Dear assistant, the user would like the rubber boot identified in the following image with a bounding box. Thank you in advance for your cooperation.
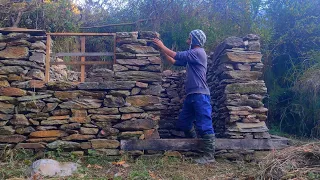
[194,134,216,164]
[184,128,197,138]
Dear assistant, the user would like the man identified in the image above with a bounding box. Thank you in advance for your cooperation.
[153,29,215,164]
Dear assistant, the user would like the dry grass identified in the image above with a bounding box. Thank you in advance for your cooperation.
[258,142,320,180]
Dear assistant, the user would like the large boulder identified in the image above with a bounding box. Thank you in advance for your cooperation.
[30,159,79,178]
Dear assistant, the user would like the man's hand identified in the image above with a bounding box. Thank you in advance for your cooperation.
[152,38,165,49]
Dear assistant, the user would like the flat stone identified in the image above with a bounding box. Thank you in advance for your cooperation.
[228,122,269,133]
[113,64,128,72]
[0,135,26,143]
[47,81,76,91]
[36,126,57,131]
[41,120,69,125]
[113,119,155,131]
[138,31,160,39]
[47,140,80,149]
[18,100,46,113]
[80,127,99,135]
[91,115,121,122]
[234,63,251,71]
[30,52,45,64]
[59,99,102,109]
[2,33,31,41]
[0,126,15,135]
[126,95,160,107]
[54,90,105,100]
[0,87,26,97]
[70,109,90,123]
[252,107,268,113]
[62,134,95,141]
[221,50,262,63]
[16,143,45,149]
[120,131,144,139]
[131,87,141,95]
[0,96,15,102]
[148,56,161,65]
[10,114,29,126]
[28,80,46,89]
[77,81,136,90]
[0,46,29,59]
[98,127,119,137]
[227,106,253,111]
[88,107,119,115]
[141,85,163,96]
[115,52,136,59]
[90,139,120,149]
[120,44,158,54]
[16,126,36,134]
[0,66,25,75]
[17,94,52,101]
[30,159,79,177]
[115,71,162,82]
[29,130,67,138]
[104,95,125,107]
[80,142,92,149]
[7,39,31,46]
[116,59,150,66]
[0,102,15,114]
[26,137,57,143]
[0,42,6,50]
[121,113,142,120]
[225,82,267,94]
[60,123,81,130]
[119,107,144,113]
[52,109,71,116]
[1,60,44,70]
[140,65,161,72]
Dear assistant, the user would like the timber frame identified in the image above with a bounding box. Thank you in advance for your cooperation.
[45,32,116,83]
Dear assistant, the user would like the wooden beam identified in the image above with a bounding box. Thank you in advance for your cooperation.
[120,138,290,151]
[45,35,51,83]
[51,61,113,65]
[80,36,85,82]
[46,33,115,36]
[52,52,114,57]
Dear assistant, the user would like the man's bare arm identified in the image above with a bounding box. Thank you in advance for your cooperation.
[153,38,177,58]
[163,52,176,64]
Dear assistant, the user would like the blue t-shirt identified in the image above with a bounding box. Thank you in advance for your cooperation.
[174,48,210,96]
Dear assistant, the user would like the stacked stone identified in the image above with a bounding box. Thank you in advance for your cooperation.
[0,30,162,156]
[159,70,186,138]
[207,34,269,139]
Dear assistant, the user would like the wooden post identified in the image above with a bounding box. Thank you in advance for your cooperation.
[45,35,51,83]
[80,36,86,82]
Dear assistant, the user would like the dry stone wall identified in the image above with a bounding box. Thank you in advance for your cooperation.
[0,30,162,155]
[208,34,269,139]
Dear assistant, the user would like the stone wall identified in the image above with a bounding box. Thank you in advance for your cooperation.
[207,34,269,139]
[0,30,163,155]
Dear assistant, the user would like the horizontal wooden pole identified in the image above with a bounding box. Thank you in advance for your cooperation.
[51,61,113,65]
[121,138,290,151]
[47,33,116,36]
[52,52,114,57]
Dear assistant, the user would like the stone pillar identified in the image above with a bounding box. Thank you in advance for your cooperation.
[207,34,270,139]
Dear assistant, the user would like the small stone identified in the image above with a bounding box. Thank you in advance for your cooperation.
[18,100,46,113]
[0,114,13,121]
[136,82,148,88]
[17,94,52,102]
[80,127,99,135]
[126,95,160,107]
[131,88,141,95]
[10,114,29,126]
[95,149,120,156]
[42,103,59,112]
[80,142,92,149]
[59,99,102,109]
[70,109,90,123]
[119,131,143,139]
[30,41,46,50]
[16,143,45,149]
[41,120,68,125]
[26,137,57,143]
[0,80,10,87]
[52,109,71,116]
[91,115,121,122]
[119,107,144,113]
[30,52,45,64]
[60,123,81,130]
[26,69,45,80]
[0,46,29,59]
[0,102,14,114]
[113,119,155,131]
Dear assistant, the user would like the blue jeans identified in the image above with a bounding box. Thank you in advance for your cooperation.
[176,93,215,137]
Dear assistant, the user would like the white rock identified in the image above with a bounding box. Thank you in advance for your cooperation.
[30,159,79,178]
